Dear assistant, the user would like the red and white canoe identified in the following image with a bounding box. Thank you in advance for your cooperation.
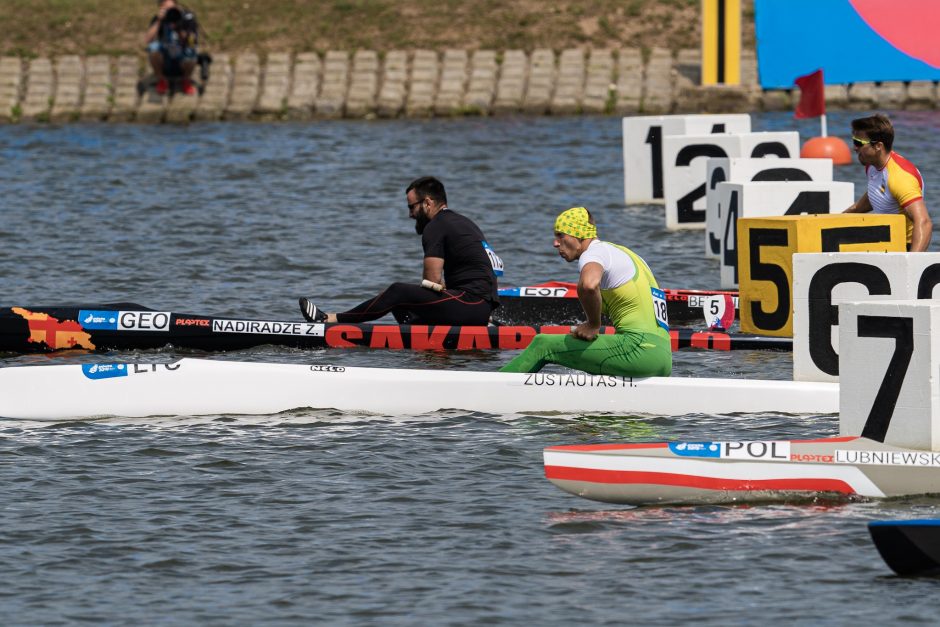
[496,282,739,325]
[544,436,940,505]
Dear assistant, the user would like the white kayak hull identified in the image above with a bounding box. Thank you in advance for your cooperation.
[0,358,838,421]
[544,437,940,505]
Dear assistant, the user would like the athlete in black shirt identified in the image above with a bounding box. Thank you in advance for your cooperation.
[300,177,501,325]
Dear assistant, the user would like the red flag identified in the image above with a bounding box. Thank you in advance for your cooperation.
[794,69,825,119]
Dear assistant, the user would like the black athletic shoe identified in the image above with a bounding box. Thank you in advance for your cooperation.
[299,297,328,323]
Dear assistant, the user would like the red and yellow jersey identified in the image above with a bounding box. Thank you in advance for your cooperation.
[866,151,925,242]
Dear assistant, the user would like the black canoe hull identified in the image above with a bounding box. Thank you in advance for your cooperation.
[0,304,788,354]
[869,520,940,576]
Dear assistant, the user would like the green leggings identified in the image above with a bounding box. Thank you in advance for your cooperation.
[499,331,672,376]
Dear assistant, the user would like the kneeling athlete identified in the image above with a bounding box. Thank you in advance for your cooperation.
[499,206,671,377]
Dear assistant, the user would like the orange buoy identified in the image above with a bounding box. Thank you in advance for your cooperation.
[800,136,852,165]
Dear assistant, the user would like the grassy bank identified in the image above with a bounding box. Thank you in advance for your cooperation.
[1,0,754,57]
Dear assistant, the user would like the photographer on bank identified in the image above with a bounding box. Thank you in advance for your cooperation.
[145,0,199,95]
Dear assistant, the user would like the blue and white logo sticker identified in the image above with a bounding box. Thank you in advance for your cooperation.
[496,286,571,298]
[650,287,669,331]
[81,363,128,380]
[482,241,504,277]
[78,310,171,332]
[669,441,721,458]
[79,310,119,330]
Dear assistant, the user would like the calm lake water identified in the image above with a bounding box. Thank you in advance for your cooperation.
[1,111,939,625]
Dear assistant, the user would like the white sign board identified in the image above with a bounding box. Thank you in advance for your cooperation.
[705,158,834,258]
[793,252,940,382]
[718,181,855,288]
[622,114,751,205]
[839,299,940,451]
[663,131,800,230]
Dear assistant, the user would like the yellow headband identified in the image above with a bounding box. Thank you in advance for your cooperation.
[554,207,597,239]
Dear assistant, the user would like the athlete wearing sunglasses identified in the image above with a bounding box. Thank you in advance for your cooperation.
[845,114,932,252]
[299,176,502,325]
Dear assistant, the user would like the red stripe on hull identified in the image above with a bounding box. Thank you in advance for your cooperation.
[544,466,857,494]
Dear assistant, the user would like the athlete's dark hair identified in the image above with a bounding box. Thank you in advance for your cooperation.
[406,176,447,205]
[852,114,894,151]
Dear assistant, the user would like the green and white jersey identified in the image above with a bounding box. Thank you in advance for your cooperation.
[577,240,669,336]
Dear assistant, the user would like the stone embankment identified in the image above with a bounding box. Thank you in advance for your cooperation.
[0,48,937,123]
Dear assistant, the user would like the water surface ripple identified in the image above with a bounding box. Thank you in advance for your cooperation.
[1,111,939,624]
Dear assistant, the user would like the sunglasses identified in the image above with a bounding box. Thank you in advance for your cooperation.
[407,198,425,211]
[852,136,874,148]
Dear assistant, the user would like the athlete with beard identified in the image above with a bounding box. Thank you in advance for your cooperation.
[299,176,501,325]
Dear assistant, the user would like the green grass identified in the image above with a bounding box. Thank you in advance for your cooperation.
[0,0,755,57]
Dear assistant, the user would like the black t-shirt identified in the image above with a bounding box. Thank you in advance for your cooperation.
[422,209,499,305]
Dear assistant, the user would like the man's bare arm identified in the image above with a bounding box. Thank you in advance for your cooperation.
[845,191,872,213]
[423,256,445,286]
[572,262,603,341]
[903,198,933,252]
